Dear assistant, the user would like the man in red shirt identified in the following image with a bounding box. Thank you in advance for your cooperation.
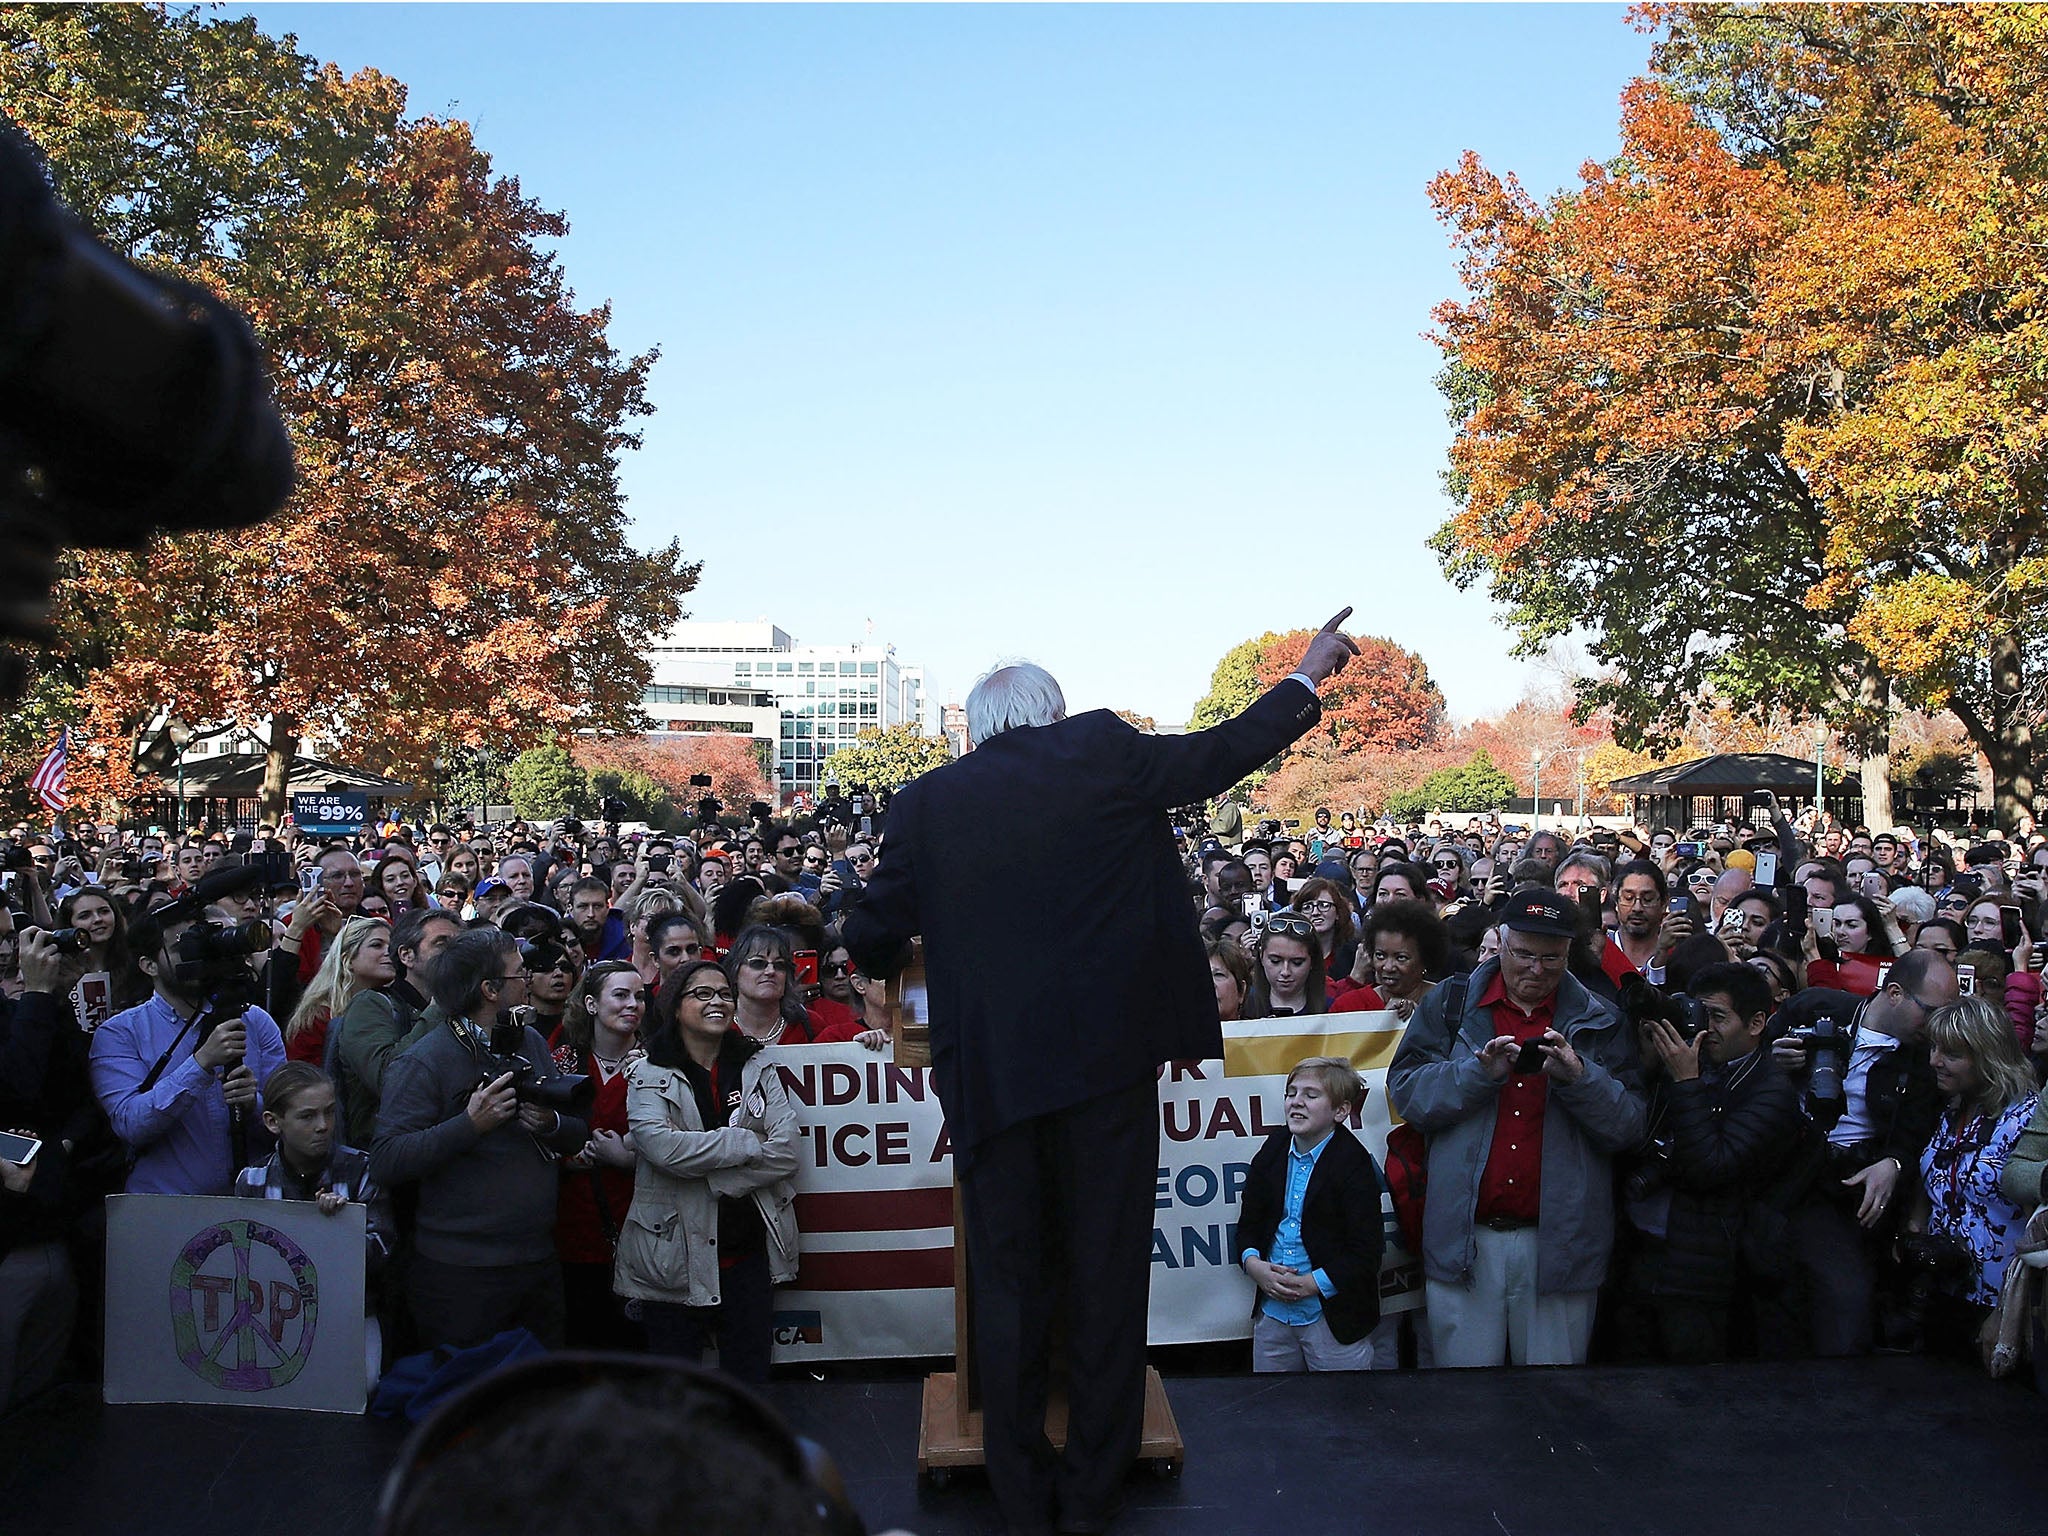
[1388,887,1647,1368]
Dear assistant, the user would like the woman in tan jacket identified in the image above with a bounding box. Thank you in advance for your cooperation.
[615,959,799,1381]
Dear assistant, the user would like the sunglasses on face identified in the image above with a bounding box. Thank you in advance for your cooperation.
[739,956,794,973]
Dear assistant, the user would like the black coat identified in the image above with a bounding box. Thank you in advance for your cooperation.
[1631,1051,1806,1303]
[0,989,105,1255]
[842,681,1319,1154]
[1237,1124,1386,1344]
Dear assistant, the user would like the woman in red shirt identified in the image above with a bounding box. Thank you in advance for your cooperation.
[1334,901,1450,1020]
[553,959,647,1350]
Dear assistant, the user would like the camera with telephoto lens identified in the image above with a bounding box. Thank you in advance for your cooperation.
[1896,1230,1976,1336]
[1789,1012,1848,1104]
[1618,972,1706,1043]
[484,1018,595,1119]
[46,925,88,955]
[1625,1134,1678,1204]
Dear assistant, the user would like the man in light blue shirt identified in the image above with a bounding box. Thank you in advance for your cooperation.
[90,900,287,1196]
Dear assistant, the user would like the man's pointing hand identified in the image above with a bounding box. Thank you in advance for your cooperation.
[1297,608,1360,688]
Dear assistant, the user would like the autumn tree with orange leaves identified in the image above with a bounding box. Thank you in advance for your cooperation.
[1432,3,2048,827]
[0,7,694,818]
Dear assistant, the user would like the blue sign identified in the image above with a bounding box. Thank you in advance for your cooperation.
[290,792,369,835]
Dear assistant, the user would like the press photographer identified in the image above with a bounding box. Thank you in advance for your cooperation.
[1769,949,1959,1355]
[1613,964,1804,1362]
[370,929,591,1350]
[85,899,286,1196]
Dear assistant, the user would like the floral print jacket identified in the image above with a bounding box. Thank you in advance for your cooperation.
[1920,1093,2040,1306]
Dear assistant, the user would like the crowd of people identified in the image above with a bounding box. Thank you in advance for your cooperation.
[2,788,2046,1411]
[1206,795,2048,1375]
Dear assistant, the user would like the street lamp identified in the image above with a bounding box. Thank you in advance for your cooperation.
[167,719,193,834]
[1530,750,1543,832]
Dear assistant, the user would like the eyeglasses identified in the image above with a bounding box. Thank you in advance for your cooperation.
[1265,914,1314,940]
[1504,947,1568,969]
[739,956,794,973]
[824,960,852,976]
[681,986,735,1005]
[776,847,801,858]
[850,853,875,865]
[1297,899,1336,915]
[1433,861,1462,873]
[492,971,529,985]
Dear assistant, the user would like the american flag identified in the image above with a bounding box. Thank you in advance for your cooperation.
[29,729,67,814]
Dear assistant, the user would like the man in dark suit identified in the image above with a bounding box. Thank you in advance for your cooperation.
[843,612,1358,1535]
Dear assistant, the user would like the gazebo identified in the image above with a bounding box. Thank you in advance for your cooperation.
[151,753,420,832]
[1607,752,1859,830]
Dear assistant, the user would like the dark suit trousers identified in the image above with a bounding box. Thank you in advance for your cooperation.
[961,1080,1157,1534]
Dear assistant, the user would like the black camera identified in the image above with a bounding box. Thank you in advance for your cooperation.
[46,926,88,955]
[1896,1230,1976,1336]
[1789,1012,1848,1103]
[1625,1134,1676,1203]
[1619,973,1705,1043]
[486,1019,595,1118]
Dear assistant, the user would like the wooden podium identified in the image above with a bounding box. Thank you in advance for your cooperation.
[878,960,1185,1485]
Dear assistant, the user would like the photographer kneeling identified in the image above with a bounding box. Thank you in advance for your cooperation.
[371,930,591,1350]
[88,899,286,1196]
[1614,963,1804,1362]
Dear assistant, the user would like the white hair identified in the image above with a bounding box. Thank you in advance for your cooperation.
[965,662,1066,744]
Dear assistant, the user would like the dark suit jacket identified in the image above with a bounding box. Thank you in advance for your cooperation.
[1236,1124,1386,1344]
[842,680,1319,1154]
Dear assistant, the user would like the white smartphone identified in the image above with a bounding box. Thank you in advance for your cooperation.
[0,1131,43,1165]
[1754,850,1779,887]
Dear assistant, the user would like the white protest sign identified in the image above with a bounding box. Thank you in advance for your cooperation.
[105,1193,369,1413]
[767,1008,1421,1363]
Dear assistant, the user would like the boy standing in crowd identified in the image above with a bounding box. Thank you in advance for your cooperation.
[1238,1056,1386,1371]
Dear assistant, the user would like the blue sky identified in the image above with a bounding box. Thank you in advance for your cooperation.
[240,3,1652,728]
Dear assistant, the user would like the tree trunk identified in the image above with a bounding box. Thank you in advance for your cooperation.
[1987,631,2037,833]
[1852,655,1893,830]
[262,712,299,824]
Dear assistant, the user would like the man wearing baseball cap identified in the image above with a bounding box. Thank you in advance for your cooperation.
[1388,886,1647,1367]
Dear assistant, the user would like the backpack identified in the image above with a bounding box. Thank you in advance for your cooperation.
[1382,973,1466,1257]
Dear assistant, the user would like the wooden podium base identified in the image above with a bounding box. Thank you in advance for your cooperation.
[915,1367,1185,1483]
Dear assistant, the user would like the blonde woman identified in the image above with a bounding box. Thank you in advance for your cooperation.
[285,916,395,1067]
[1904,996,2040,1357]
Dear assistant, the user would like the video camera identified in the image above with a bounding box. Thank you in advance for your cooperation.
[0,117,294,703]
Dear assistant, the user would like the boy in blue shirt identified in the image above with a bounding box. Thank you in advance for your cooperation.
[1238,1056,1386,1371]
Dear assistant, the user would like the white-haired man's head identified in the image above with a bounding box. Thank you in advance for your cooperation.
[965,663,1066,746]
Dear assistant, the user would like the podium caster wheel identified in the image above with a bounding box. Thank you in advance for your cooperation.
[1150,1458,1180,1479]
[926,1467,955,1489]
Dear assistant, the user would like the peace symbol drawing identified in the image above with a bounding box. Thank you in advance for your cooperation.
[168,1219,321,1391]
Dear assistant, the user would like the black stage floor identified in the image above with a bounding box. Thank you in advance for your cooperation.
[4,1356,2044,1536]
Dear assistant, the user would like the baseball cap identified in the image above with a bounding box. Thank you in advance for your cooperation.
[1498,888,1578,937]
[474,877,507,899]
[192,864,266,906]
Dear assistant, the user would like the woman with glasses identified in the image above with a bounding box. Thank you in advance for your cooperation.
[1243,915,1328,1019]
[1904,996,2039,1358]
[553,960,647,1351]
[619,958,799,1381]
[1429,846,1471,903]
[1293,877,1358,1000]
[433,873,473,920]
[724,925,822,1044]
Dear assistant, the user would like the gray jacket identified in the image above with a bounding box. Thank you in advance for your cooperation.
[1387,961,1646,1295]
[369,1019,590,1267]
[614,1051,800,1308]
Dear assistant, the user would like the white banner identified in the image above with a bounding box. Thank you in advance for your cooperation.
[768,1010,1420,1363]
[104,1193,370,1413]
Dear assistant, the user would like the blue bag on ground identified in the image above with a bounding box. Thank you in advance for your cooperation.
[369,1328,546,1421]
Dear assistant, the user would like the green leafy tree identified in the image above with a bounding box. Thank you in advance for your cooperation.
[1423,749,1521,812]
[822,726,955,791]
[505,744,589,820]
[587,767,677,829]
[1187,636,1273,731]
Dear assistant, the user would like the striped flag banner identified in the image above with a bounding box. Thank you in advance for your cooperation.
[29,728,68,815]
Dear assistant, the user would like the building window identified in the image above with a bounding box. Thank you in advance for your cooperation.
[860,662,878,676]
